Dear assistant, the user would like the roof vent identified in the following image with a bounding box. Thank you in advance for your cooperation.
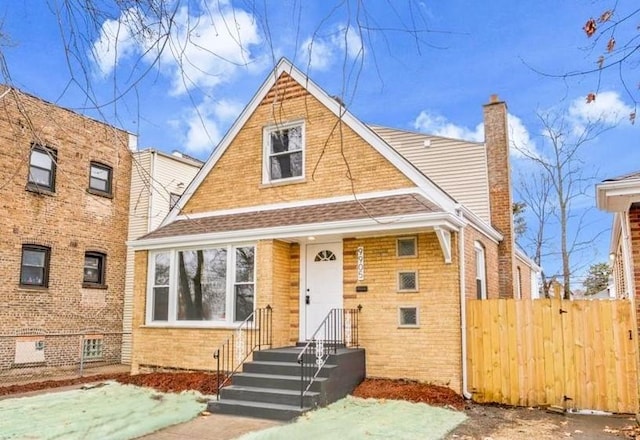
[423,139,431,148]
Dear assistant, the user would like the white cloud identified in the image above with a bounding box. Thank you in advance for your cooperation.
[568,91,634,130]
[91,1,261,94]
[182,98,243,154]
[91,8,139,76]
[299,24,363,71]
[413,110,538,158]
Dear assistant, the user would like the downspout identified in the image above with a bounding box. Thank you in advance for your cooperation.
[458,209,472,399]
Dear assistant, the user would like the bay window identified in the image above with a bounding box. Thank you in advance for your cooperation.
[147,244,255,326]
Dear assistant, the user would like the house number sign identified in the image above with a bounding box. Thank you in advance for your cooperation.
[357,246,365,281]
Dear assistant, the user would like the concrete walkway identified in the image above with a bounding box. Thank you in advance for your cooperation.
[138,413,282,440]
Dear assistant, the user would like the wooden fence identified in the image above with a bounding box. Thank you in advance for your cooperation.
[466,298,639,413]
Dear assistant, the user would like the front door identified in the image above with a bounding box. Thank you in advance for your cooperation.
[301,242,343,340]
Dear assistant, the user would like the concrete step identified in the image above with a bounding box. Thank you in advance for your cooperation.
[220,384,320,407]
[243,360,337,377]
[208,398,309,421]
[252,347,303,363]
[232,372,327,392]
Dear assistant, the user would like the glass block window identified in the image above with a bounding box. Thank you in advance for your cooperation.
[396,237,417,257]
[83,338,103,360]
[398,307,419,327]
[398,271,418,292]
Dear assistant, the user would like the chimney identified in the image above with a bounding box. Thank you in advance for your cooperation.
[483,95,515,299]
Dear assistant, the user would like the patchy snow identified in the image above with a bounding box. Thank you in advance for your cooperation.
[0,382,206,439]
[237,396,467,440]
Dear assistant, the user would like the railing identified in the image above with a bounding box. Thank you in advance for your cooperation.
[213,305,272,400]
[297,306,361,408]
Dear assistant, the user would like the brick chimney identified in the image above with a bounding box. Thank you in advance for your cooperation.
[484,94,515,298]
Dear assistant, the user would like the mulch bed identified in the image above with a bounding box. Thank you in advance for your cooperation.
[1,373,463,411]
[352,378,465,410]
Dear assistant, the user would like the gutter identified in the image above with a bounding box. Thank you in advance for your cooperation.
[458,208,472,399]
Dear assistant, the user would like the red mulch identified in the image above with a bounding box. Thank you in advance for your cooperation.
[0,372,223,396]
[352,378,465,410]
[1,373,463,411]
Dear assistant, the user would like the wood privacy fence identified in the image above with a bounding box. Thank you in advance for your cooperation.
[466,298,639,413]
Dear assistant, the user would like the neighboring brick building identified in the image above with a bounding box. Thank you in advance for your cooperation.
[0,86,134,377]
[129,58,539,395]
[596,173,640,328]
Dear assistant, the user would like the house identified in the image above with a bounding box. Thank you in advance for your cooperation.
[0,86,134,378]
[129,58,539,402]
[596,172,640,304]
[122,149,202,363]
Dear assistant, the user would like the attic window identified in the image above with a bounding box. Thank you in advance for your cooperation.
[263,121,304,183]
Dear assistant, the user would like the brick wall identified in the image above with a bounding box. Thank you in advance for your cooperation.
[343,232,462,392]
[183,73,416,214]
[0,88,131,370]
[630,204,640,331]
[484,96,515,298]
[463,227,500,299]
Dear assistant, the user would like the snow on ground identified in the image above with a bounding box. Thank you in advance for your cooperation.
[0,382,206,440]
[237,396,467,440]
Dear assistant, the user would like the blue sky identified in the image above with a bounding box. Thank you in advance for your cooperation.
[2,0,638,286]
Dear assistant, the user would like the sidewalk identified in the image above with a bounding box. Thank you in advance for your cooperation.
[138,413,282,440]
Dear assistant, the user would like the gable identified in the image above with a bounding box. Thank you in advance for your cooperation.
[182,73,417,215]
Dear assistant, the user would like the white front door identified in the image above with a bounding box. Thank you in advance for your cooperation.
[301,242,343,340]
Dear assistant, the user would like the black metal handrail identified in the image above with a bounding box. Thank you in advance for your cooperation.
[213,305,273,400]
[297,306,361,408]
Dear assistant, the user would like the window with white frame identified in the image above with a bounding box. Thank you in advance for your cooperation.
[396,237,417,257]
[516,266,522,299]
[474,241,487,299]
[264,122,304,182]
[397,270,418,292]
[148,244,255,325]
[398,306,419,327]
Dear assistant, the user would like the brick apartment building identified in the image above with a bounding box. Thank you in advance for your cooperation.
[0,86,134,377]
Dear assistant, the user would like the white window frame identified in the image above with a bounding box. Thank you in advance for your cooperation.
[397,270,419,292]
[516,266,522,299]
[146,243,256,328]
[396,236,417,258]
[398,306,419,328]
[474,241,487,300]
[262,120,305,184]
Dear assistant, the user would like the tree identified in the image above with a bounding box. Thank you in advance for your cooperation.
[512,201,527,242]
[583,262,612,295]
[580,5,638,122]
[515,171,555,298]
[515,111,606,299]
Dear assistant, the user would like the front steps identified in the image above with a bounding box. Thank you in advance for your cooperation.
[207,346,365,421]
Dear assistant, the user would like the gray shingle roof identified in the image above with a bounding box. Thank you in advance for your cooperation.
[141,193,442,240]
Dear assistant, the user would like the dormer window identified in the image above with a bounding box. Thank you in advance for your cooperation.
[263,121,304,183]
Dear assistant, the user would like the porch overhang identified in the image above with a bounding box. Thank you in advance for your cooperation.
[596,177,640,212]
[130,211,464,251]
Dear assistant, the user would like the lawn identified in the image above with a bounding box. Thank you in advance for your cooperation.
[0,382,207,440]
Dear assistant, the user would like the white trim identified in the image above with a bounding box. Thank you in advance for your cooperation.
[515,248,541,272]
[161,58,458,228]
[434,227,452,264]
[474,241,487,300]
[132,212,465,250]
[460,205,502,243]
[175,188,423,221]
[597,178,640,211]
